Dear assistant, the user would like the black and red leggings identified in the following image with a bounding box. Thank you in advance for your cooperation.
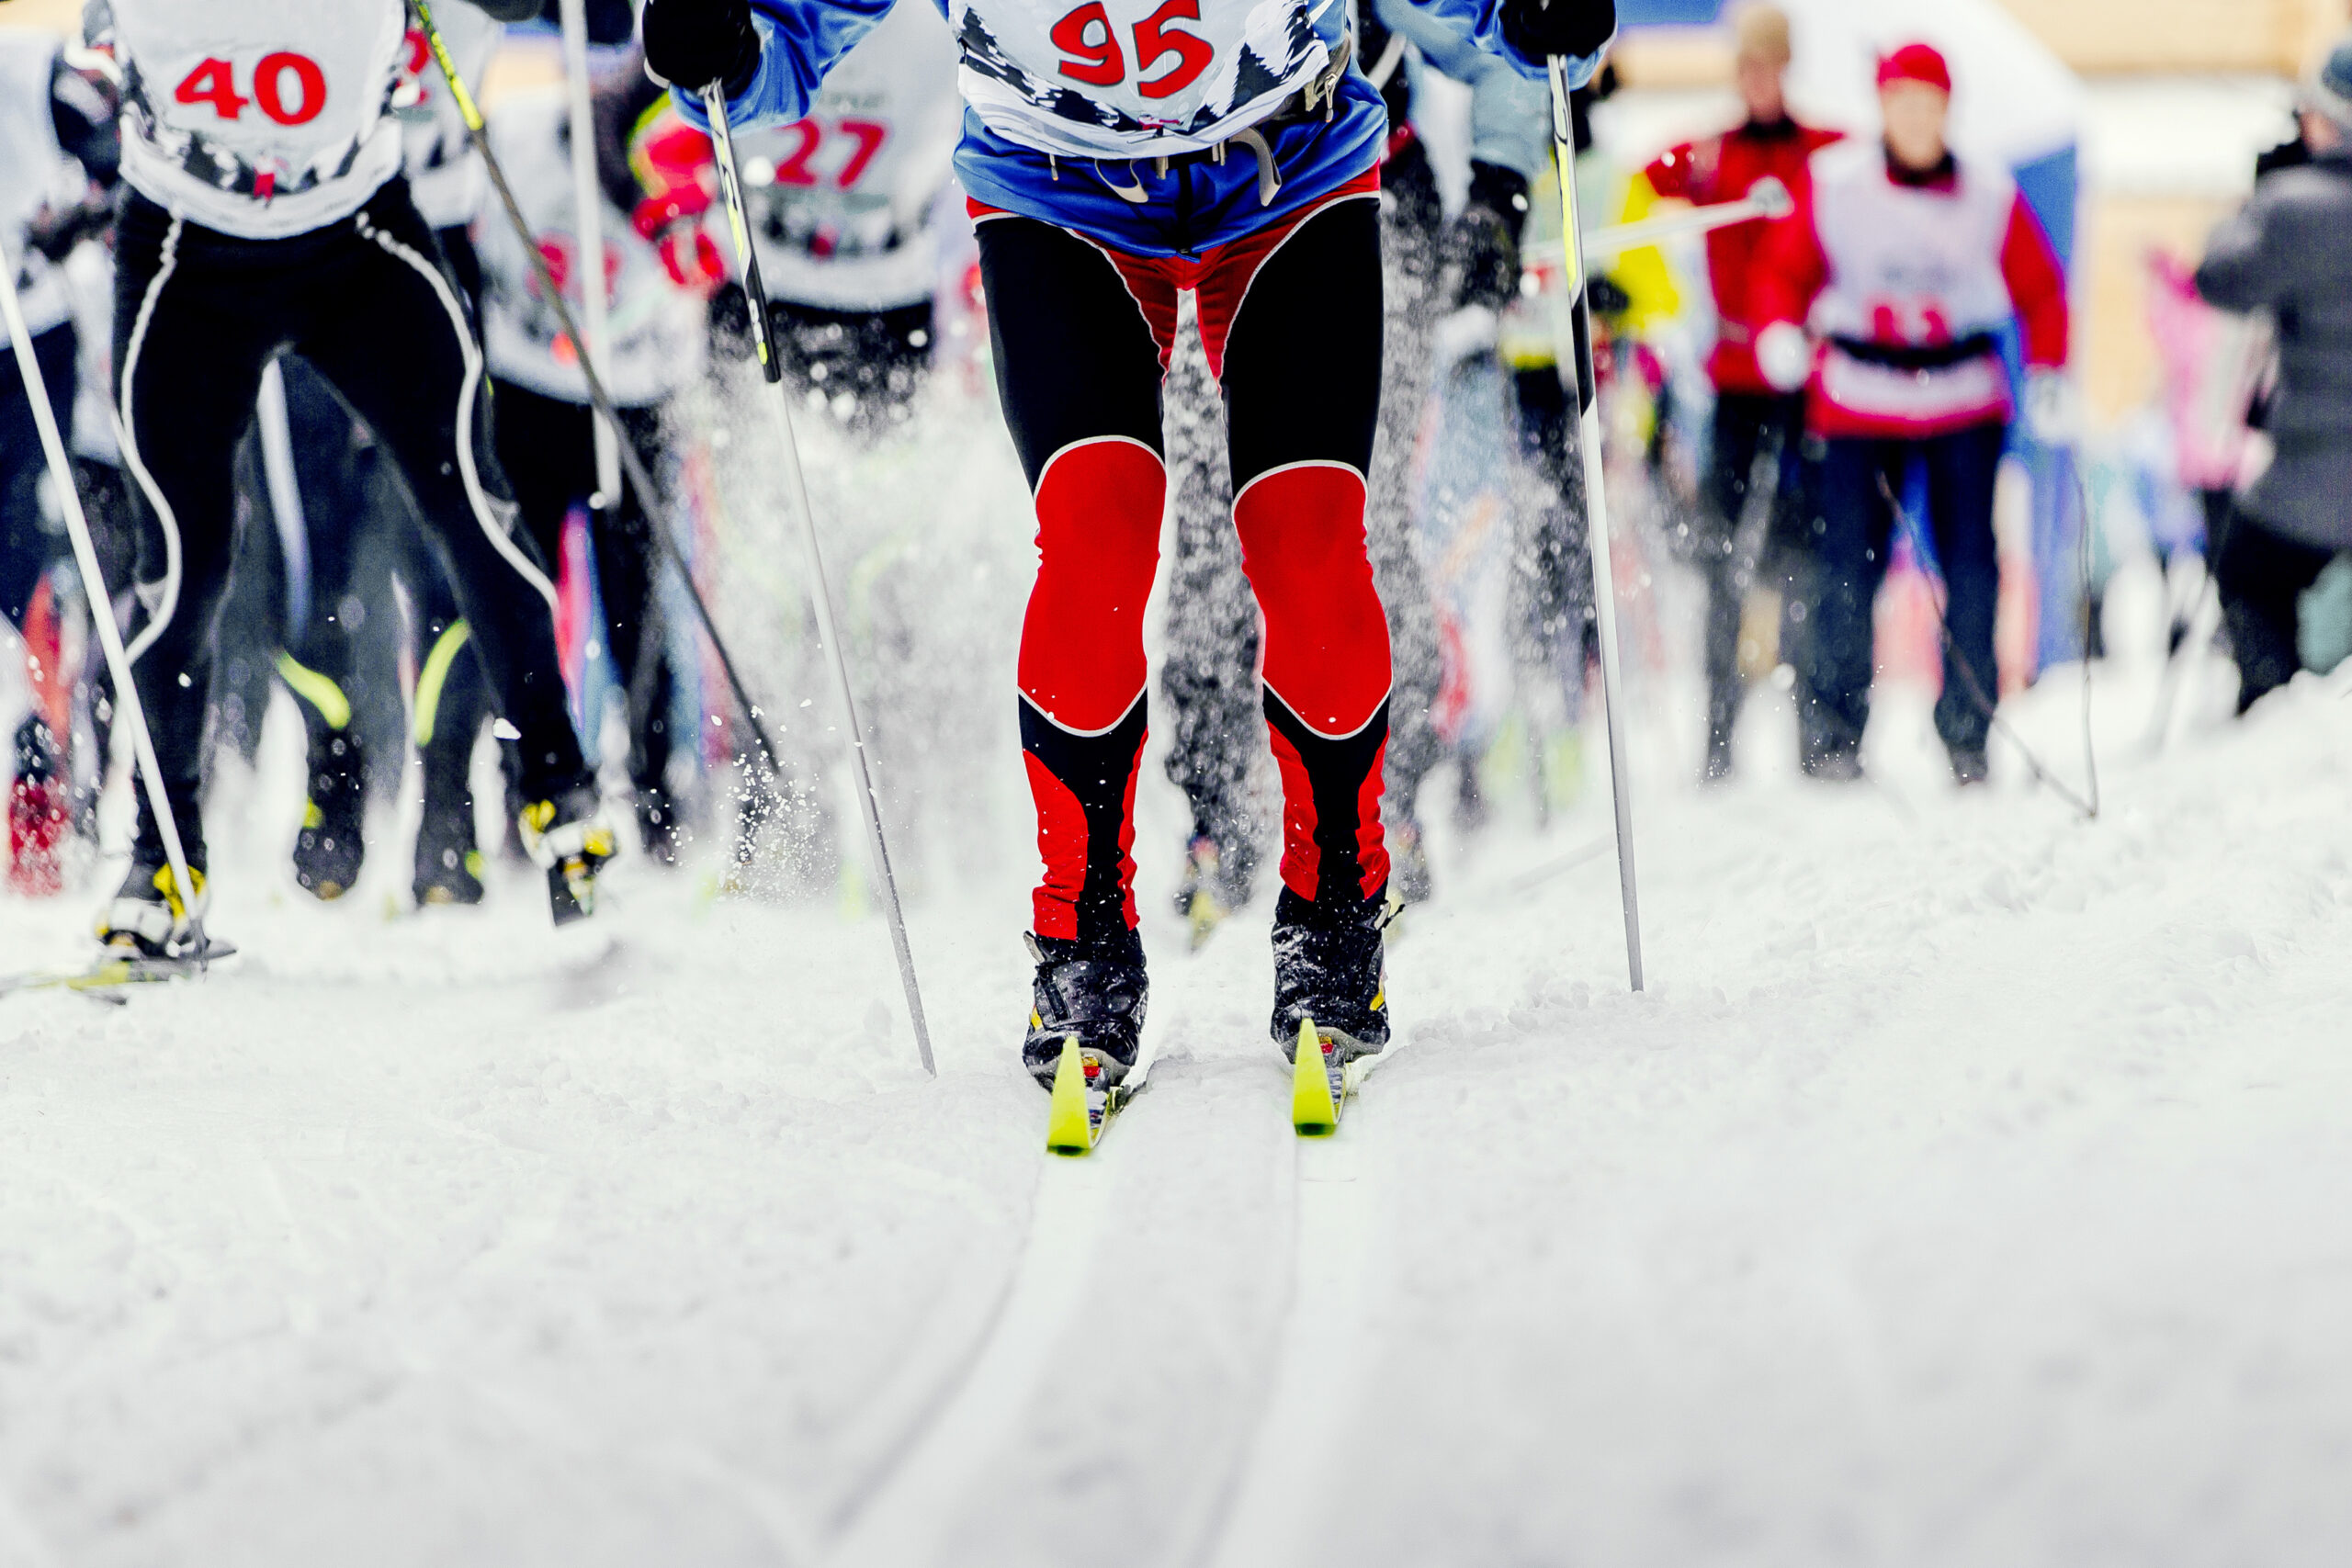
[974,175,1391,954]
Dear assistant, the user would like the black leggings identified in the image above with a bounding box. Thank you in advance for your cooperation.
[490,378,675,799]
[977,189,1389,953]
[2215,511,2339,712]
[112,182,585,867]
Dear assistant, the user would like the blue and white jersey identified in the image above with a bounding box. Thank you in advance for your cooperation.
[681,0,1608,257]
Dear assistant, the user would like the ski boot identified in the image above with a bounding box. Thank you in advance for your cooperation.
[1174,834,1251,952]
[413,799,486,908]
[293,729,367,900]
[1950,746,1991,787]
[1021,931,1148,1091]
[9,716,70,897]
[96,854,209,959]
[1272,888,1390,1066]
[518,784,618,924]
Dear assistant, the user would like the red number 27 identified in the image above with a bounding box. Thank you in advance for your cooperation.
[1051,0,1214,101]
[175,53,329,127]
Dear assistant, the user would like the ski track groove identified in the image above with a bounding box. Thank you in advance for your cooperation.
[1190,1077,1384,1568]
[821,1136,1120,1567]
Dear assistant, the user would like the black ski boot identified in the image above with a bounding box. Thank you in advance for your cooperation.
[96,854,209,959]
[519,784,617,924]
[1271,888,1389,1063]
[9,715,69,897]
[636,783,681,867]
[293,729,367,900]
[1021,931,1148,1090]
[413,799,485,907]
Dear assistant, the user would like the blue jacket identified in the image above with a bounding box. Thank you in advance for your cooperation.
[679,0,1607,258]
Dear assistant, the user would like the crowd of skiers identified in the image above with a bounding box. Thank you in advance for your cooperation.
[2,0,2343,1090]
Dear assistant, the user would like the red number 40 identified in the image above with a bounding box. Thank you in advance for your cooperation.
[175,53,328,127]
[1051,0,1215,100]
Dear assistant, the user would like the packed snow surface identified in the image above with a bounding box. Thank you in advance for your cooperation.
[4,650,2351,1566]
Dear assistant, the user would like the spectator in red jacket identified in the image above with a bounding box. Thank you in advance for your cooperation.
[1752,41,2070,784]
[1637,2,1840,780]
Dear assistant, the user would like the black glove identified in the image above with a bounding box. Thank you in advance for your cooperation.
[1443,161,1528,313]
[641,0,763,97]
[1501,0,1615,64]
[23,196,114,264]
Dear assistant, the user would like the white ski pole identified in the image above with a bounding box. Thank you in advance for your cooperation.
[0,232,206,951]
[1547,56,1645,993]
[557,0,623,511]
[701,84,937,1074]
[1523,178,1796,267]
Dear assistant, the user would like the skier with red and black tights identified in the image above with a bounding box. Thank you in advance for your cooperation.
[642,0,1615,1089]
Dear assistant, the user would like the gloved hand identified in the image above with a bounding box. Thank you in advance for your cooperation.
[1501,0,1617,66]
[23,197,113,264]
[1443,161,1530,313]
[2023,368,2077,446]
[1756,320,1812,392]
[641,0,763,97]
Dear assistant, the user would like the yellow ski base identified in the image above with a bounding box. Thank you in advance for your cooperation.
[1046,1034,1095,1156]
[1293,1018,1339,1136]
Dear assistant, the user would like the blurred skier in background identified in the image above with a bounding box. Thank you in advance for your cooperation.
[715,0,960,437]
[643,0,1617,1092]
[1,28,119,897]
[476,49,719,862]
[1753,41,2070,784]
[94,0,614,955]
[2193,36,2352,714]
[1633,1,1838,781]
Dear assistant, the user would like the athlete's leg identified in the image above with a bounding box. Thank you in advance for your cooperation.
[1700,391,1770,773]
[1802,435,1903,770]
[1922,423,2007,763]
[976,214,1171,963]
[297,187,588,811]
[1197,190,1391,928]
[111,197,290,875]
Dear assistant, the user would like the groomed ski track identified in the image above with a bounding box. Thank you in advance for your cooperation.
[8,662,2352,1562]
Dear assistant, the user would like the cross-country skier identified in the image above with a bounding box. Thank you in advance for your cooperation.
[474,52,716,861]
[1633,1,1838,781]
[2,28,119,897]
[1752,41,2069,784]
[95,0,618,955]
[642,0,1616,1088]
[2194,36,2352,714]
[713,0,960,435]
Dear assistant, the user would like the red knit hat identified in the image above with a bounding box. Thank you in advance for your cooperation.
[1876,42,1952,95]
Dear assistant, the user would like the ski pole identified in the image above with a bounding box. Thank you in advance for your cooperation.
[1548,55,1645,993]
[556,0,623,512]
[699,83,935,1075]
[1522,179,1795,266]
[408,0,785,781]
[409,0,933,1072]
[0,231,206,954]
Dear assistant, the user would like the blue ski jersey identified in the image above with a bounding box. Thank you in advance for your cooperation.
[678,0,1609,259]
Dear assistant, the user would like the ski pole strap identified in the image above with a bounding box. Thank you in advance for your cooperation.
[701,85,786,386]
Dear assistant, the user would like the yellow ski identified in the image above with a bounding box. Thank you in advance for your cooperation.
[1045,1034,1141,1156]
[1293,1017,1359,1136]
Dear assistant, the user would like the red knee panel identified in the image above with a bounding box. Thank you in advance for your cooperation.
[1234,461,1391,739]
[1018,436,1166,734]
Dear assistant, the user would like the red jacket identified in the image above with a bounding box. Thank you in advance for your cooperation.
[1754,141,2069,440]
[1642,116,1843,396]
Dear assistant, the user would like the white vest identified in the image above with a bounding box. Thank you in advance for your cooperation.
[730,0,961,311]
[1,31,76,349]
[955,0,1331,159]
[111,0,409,240]
[1804,140,2018,431]
[477,88,708,409]
[399,3,502,231]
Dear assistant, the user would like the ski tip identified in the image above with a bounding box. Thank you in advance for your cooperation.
[1046,1033,1095,1156]
[1292,1017,1338,1137]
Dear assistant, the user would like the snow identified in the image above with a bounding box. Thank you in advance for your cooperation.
[7,564,2352,1562]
